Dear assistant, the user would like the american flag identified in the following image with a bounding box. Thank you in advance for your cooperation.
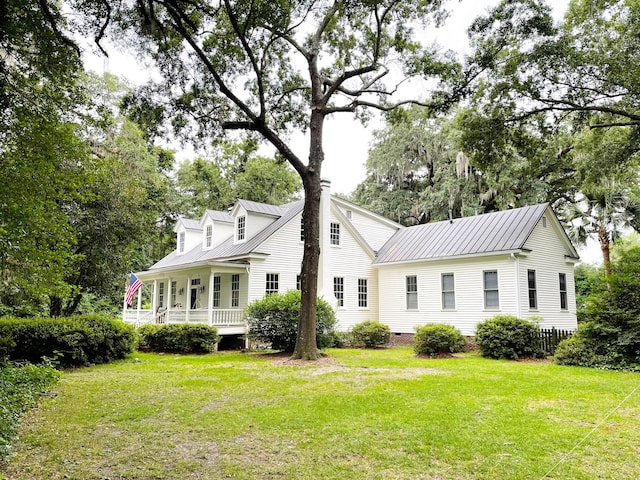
[125,273,143,306]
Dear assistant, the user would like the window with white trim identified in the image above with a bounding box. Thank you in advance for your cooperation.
[559,273,568,310]
[528,270,537,309]
[330,222,340,245]
[441,273,455,310]
[358,278,368,308]
[231,274,240,307]
[333,277,344,307]
[178,232,185,253]
[158,282,165,308]
[213,276,221,307]
[237,215,246,241]
[483,270,500,309]
[205,224,212,248]
[171,281,177,307]
[406,275,418,310]
[266,273,279,295]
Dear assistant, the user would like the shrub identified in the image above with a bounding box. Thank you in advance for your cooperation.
[246,290,336,352]
[329,331,353,348]
[475,315,545,360]
[414,323,466,356]
[351,320,391,348]
[0,362,60,462]
[137,324,219,353]
[0,315,136,368]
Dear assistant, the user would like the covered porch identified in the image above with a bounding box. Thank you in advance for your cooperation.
[123,263,250,336]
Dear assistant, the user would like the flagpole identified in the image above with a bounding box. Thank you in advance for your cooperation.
[136,284,142,324]
[122,274,129,322]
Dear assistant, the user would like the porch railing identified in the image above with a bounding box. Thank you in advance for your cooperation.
[123,308,245,327]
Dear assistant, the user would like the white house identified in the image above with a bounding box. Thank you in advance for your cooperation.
[124,180,579,342]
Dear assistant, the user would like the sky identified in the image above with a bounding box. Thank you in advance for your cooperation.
[83,0,602,263]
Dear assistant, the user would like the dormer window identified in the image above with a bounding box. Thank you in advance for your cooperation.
[237,215,246,241]
[205,225,212,248]
[178,232,185,253]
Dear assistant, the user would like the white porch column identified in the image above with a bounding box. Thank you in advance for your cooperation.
[208,270,215,326]
[185,276,191,322]
[167,278,172,313]
[136,287,142,323]
[152,280,157,314]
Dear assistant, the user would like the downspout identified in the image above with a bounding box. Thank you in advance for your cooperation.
[511,253,521,318]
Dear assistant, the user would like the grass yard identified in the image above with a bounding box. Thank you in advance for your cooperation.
[2,348,639,480]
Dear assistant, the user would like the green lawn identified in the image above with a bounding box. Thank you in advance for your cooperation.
[3,348,639,480]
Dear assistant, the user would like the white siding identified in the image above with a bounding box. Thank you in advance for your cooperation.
[175,224,202,255]
[377,255,518,336]
[247,213,305,303]
[519,213,578,330]
[325,210,379,330]
[336,205,399,251]
[212,222,234,248]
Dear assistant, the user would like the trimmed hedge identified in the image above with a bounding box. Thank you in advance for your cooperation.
[0,362,60,462]
[351,320,391,348]
[0,315,136,368]
[137,324,219,353]
[246,290,336,352]
[414,323,466,356]
[475,315,545,360]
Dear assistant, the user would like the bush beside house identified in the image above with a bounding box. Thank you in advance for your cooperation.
[245,290,336,352]
[138,324,219,353]
[414,324,466,356]
[475,315,545,360]
[351,321,391,348]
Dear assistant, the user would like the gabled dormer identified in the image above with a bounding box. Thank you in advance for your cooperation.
[230,199,285,244]
[174,217,203,255]
[200,210,234,250]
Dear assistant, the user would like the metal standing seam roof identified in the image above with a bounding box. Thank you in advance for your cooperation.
[178,217,203,230]
[373,203,550,265]
[203,210,235,224]
[150,199,305,270]
[236,199,287,217]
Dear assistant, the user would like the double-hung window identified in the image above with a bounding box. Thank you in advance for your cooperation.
[330,222,340,245]
[231,274,240,307]
[358,278,368,308]
[178,232,185,253]
[559,273,568,310]
[266,273,279,295]
[483,270,499,309]
[441,273,455,310]
[213,276,221,307]
[334,277,344,307]
[205,225,212,248]
[237,215,246,241]
[406,275,418,310]
[158,282,165,308]
[528,270,537,309]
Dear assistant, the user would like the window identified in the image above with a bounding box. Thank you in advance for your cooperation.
[158,282,165,308]
[296,274,301,291]
[528,270,537,309]
[300,217,304,242]
[346,210,352,220]
[266,273,279,295]
[358,278,368,308]
[237,215,246,241]
[330,222,340,245]
[406,275,418,310]
[205,224,212,247]
[483,270,500,309]
[213,276,221,307]
[333,277,344,307]
[542,216,547,228]
[191,278,201,286]
[441,273,455,310]
[231,274,240,307]
[178,232,185,253]
[559,273,568,310]
[171,281,177,307]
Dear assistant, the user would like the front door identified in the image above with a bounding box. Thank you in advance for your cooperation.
[190,288,197,309]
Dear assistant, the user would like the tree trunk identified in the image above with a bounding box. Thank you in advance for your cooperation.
[49,296,62,317]
[62,293,83,317]
[598,225,612,281]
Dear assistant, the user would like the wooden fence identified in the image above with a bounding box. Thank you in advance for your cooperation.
[540,328,574,355]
